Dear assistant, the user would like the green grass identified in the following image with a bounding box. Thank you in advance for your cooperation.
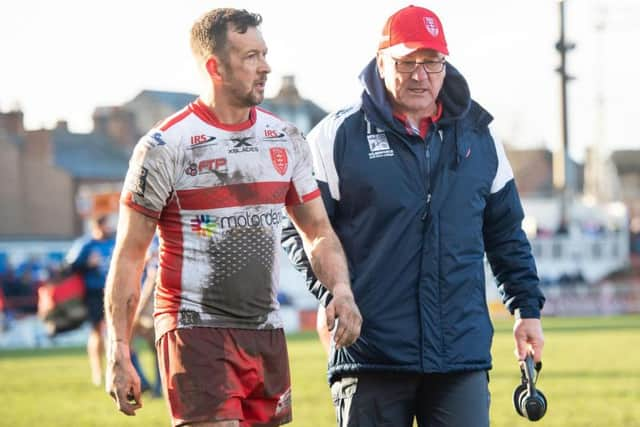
[1,315,639,426]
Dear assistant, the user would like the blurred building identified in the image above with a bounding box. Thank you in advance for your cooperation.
[122,90,196,145]
[122,75,326,137]
[610,150,640,252]
[505,146,583,197]
[260,75,327,135]
[0,75,327,242]
[0,112,128,239]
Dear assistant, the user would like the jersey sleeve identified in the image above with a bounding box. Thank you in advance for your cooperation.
[284,125,320,205]
[120,130,179,218]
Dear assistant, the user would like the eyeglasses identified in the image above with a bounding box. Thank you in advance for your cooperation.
[393,58,446,74]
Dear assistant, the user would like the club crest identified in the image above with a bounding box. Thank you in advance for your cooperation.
[270,147,288,175]
[424,17,439,37]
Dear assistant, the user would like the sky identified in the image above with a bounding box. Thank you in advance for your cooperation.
[1,0,638,162]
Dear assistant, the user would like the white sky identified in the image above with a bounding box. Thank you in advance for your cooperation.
[1,0,638,161]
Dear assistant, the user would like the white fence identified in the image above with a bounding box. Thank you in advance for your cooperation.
[530,231,629,283]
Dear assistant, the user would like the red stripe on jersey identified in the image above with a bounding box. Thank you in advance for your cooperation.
[156,196,183,325]
[285,186,319,205]
[302,188,321,203]
[190,98,256,131]
[158,107,192,132]
[285,184,300,206]
[176,181,291,209]
[121,192,162,219]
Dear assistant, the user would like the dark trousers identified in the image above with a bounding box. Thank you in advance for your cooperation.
[331,370,490,427]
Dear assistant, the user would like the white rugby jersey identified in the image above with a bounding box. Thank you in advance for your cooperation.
[120,98,320,337]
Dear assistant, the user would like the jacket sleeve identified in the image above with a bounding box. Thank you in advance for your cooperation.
[281,187,334,306]
[483,128,545,318]
[281,111,344,306]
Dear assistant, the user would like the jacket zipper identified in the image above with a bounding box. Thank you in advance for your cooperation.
[421,128,435,221]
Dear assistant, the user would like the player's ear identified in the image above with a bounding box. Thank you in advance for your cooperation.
[206,56,224,81]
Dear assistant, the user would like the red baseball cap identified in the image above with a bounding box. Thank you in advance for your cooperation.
[378,5,449,56]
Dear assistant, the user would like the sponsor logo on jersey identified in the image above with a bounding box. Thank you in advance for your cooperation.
[229,136,258,153]
[184,158,228,176]
[151,132,167,146]
[190,134,216,146]
[218,209,282,229]
[264,128,286,139]
[178,310,201,326]
[129,166,148,197]
[185,162,198,176]
[190,209,283,238]
[198,158,227,175]
[270,147,288,175]
[190,214,218,237]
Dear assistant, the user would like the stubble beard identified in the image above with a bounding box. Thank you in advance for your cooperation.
[223,66,265,107]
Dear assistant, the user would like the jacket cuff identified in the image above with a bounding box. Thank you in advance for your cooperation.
[514,307,541,319]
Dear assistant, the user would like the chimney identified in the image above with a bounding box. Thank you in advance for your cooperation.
[106,108,137,149]
[23,129,53,162]
[93,106,137,149]
[92,107,110,134]
[55,120,69,132]
[0,110,25,135]
[277,75,301,102]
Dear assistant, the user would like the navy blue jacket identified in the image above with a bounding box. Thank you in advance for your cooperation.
[282,59,545,381]
[66,235,115,290]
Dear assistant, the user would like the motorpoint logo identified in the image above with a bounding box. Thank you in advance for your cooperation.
[191,214,217,237]
[191,209,282,237]
[219,209,282,229]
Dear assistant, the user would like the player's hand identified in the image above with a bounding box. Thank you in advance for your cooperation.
[106,343,142,416]
[513,317,544,363]
[326,283,362,349]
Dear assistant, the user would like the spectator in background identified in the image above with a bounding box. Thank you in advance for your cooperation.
[2,264,38,315]
[0,286,6,332]
[66,215,116,386]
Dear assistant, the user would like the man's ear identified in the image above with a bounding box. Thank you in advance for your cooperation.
[376,52,385,79]
[205,56,224,81]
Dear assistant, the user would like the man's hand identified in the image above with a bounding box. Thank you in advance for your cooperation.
[325,283,362,349]
[513,318,544,363]
[105,342,142,416]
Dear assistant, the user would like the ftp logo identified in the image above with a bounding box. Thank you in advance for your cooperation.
[198,158,227,174]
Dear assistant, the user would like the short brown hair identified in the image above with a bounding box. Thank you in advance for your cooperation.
[190,8,263,61]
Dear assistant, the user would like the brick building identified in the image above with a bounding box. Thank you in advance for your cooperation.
[0,112,129,239]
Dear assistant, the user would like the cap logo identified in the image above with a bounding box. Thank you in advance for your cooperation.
[424,17,439,37]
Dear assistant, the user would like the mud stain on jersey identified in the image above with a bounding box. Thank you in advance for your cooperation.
[202,225,274,320]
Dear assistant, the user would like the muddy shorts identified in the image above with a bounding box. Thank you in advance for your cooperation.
[157,327,292,427]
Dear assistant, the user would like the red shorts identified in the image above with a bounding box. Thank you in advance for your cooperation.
[157,327,292,427]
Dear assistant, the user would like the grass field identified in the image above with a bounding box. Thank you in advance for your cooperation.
[1,315,639,426]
